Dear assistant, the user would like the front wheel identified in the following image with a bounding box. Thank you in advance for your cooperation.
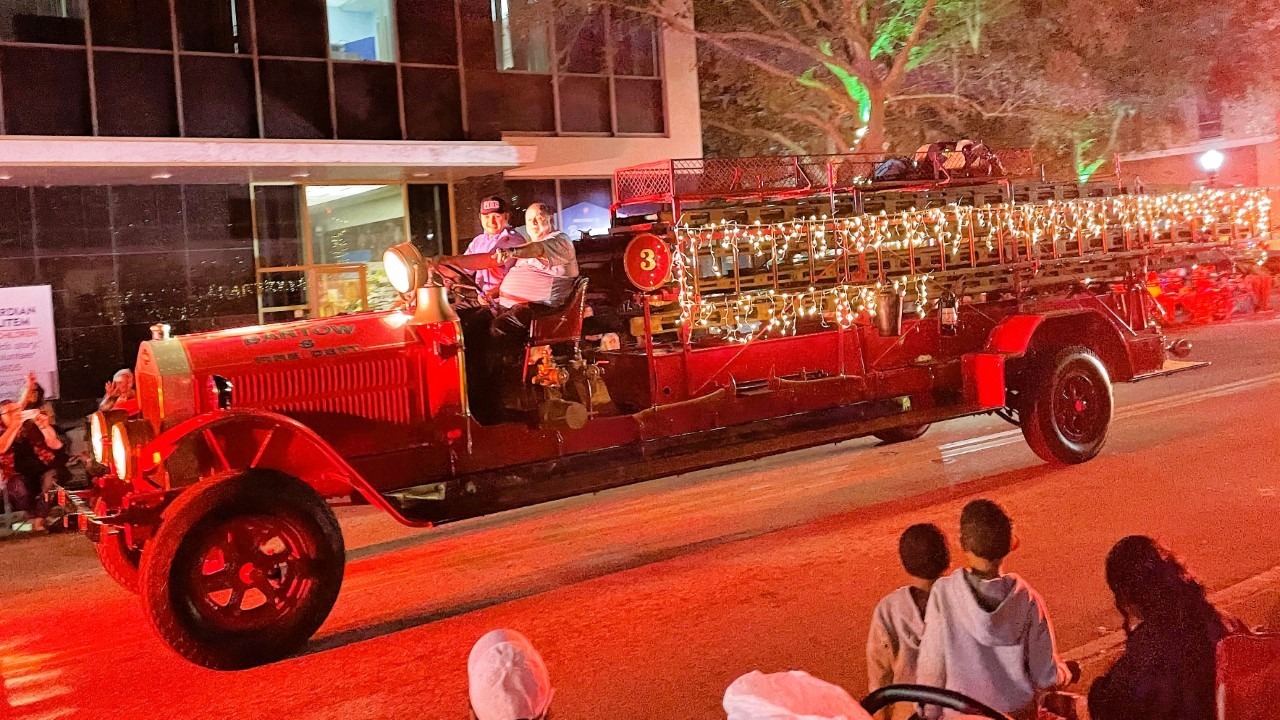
[95,531,142,593]
[138,472,345,670]
[873,424,931,444]
[1020,347,1113,464]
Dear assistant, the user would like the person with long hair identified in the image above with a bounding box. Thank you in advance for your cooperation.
[1088,535,1246,720]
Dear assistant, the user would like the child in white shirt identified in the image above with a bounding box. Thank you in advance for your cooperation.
[867,523,952,720]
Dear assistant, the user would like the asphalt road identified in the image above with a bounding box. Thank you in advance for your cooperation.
[3,316,1280,720]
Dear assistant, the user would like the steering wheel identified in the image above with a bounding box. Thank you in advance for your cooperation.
[861,685,1014,720]
[434,262,491,307]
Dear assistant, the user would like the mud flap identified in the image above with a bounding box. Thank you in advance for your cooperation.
[962,353,1006,409]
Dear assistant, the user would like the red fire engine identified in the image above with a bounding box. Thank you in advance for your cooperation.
[68,150,1269,670]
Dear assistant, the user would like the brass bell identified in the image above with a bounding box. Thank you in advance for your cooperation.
[410,284,459,325]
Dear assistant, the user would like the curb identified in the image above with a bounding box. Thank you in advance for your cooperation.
[1065,563,1280,668]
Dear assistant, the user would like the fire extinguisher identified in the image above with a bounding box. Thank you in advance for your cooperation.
[939,289,960,336]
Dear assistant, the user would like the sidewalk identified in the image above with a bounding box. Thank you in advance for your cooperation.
[1061,563,1280,713]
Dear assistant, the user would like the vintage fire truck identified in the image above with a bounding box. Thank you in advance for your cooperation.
[69,151,1269,670]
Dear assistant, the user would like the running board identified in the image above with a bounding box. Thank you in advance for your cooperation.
[1130,359,1210,382]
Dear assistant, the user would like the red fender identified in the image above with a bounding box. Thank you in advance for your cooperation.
[138,408,423,526]
[985,314,1045,356]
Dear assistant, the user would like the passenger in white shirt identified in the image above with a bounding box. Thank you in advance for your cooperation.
[495,203,579,308]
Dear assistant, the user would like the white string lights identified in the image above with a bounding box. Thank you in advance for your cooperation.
[668,189,1271,342]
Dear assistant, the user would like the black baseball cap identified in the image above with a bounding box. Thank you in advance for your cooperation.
[480,195,510,215]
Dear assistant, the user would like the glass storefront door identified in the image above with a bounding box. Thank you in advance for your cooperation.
[252,182,450,322]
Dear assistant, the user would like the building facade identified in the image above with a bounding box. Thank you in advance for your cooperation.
[0,0,702,407]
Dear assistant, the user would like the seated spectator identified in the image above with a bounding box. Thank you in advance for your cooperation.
[724,670,870,720]
[99,369,138,415]
[1087,535,1246,720]
[868,523,952,720]
[468,629,553,720]
[915,499,1077,719]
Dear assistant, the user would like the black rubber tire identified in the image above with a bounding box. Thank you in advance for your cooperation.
[1020,346,1113,465]
[873,424,932,444]
[138,472,345,671]
[95,531,142,594]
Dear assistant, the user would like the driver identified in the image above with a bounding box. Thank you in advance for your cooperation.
[462,196,523,302]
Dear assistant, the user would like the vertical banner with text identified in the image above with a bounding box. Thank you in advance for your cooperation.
[0,285,59,400]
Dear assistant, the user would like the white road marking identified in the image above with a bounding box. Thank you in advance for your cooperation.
[940,371,1280,463]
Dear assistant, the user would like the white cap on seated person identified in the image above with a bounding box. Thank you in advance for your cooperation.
[723,670,871,720]
[468,629,554,720]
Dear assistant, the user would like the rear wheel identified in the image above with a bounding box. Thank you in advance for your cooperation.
[873,424,931,444]
[139,472,345,670]
[95,531,141,593]
[1020,346,1113,464]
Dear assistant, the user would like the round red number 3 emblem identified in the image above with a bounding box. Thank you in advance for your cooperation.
[623,233,672,292]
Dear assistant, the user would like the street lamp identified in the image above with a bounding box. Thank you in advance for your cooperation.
[1198,149,1225,187]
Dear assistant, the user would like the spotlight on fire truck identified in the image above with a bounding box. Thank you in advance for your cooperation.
[383,242,427,294]
[89,410,127,466]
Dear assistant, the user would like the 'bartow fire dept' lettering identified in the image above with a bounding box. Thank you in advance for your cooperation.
[0,306,37,328]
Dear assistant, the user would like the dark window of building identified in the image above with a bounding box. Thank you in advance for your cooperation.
[503,179,555,231]
[612,11,657,77]
[407,183,451,256]
[491,0,550,72]
[117,250,189,323]
[500,73,554,132]
[260,270,308,310]
[189,248,257,317]
[87,0,172,49]
[396,0,456,65]
[176,0,252,54]
[93,50,179,137]
[327,0,396,62]
[181,55,258,137]
[56,326,124,401]
[253,185,304,267]
[0,0,86,44]
[402,66,463,140]
[0,47,92,135]
[31,186,112,256]
[183,185,253,250]
[333,61,401,139]
[111,185,184,252]
[0,187,34,258]
[615,77,663,134]
[556,5,604,75]
[260,59,333,139]
[557,75,609,133]
[38,255,118,327]
[256,0,327,58]
[1198,98,1224,140]
[557,178,611,238]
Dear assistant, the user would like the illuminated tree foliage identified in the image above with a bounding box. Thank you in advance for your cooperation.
[601,0,1280,176]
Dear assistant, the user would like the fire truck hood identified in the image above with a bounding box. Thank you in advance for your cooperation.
[133,310,433,426]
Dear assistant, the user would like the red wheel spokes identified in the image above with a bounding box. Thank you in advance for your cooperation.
[186,515,316,631]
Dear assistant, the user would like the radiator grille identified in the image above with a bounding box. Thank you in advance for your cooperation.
[225,356,413,424]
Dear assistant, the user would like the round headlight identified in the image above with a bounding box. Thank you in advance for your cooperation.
[90,410,127,466]
[111,423,130,479]
[383,242,426,294]
[110,419,157,481]
[90,412,108,464]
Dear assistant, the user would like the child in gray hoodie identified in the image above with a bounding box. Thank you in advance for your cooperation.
[915,499,1078,719]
